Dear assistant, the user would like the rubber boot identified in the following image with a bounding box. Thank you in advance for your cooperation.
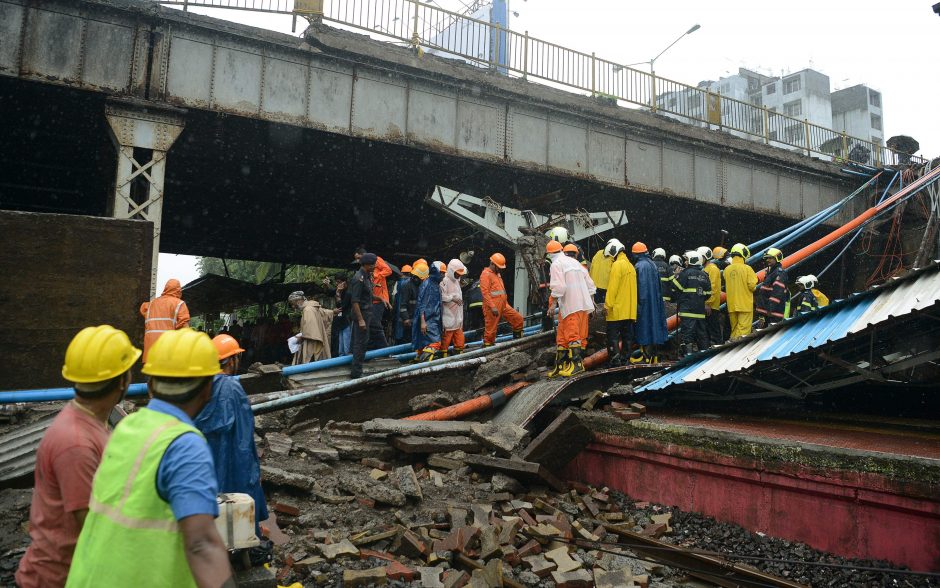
[416,347,436,362]
[513,329,524,339]
[483,342,495,348]
[629,348,645,364]
[452,347,464,355]
[558,348,575,377]
[569,344,585,376]
[607,346,621,368]
[547,346,566,379]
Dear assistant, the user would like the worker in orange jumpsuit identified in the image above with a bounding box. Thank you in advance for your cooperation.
[480,253,524,346]
[139,278,190,361]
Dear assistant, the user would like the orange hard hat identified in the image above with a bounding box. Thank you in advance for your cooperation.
[546,240,563,254]
[415,258,428,267]
[563,243,579,254]
[631,242,648,254]
[212,334,245,361]
[401,264,413,274]
[489,253,507,269]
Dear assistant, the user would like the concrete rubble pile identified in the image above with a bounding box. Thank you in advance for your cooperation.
[256,408,685,588]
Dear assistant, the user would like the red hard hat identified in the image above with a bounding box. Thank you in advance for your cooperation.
[212,334,245,361]
[490,253,507,269]
[631,242,648,254]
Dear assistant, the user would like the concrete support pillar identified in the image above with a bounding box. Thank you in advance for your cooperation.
[105,100,185,296]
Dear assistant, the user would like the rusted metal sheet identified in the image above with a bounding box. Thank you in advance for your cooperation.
[0,211,152,390]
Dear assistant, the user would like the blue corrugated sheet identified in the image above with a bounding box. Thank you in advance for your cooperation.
[637,262,940,393]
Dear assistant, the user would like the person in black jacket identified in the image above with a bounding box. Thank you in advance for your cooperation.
[463,277,483,334]
[395,267,421,345]
[790,275,820,317]
[756,247,788,327]
[670,250,712,358]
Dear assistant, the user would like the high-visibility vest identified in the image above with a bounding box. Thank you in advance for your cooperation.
[66,409,203,588]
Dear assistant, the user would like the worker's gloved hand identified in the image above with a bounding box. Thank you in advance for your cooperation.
[542,313,555,332]
[705,307,712,316]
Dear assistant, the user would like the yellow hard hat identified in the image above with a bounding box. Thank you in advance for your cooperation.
[142,328,220,378]
[62,325,141,384]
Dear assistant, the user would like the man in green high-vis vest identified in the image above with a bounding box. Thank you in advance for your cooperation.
[67,329,235,588]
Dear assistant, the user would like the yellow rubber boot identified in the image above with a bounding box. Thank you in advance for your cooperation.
[547,346,566,378]
[569,343,585,376]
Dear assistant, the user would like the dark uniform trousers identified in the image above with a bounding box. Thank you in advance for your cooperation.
[350,307,372,378]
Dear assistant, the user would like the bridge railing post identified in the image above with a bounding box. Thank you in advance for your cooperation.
[105,100,185,297]
[523,31,529,80]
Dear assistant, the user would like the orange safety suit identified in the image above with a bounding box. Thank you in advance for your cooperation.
[372,256,393,304]
[139,279,190,361]
[480,267,523,344]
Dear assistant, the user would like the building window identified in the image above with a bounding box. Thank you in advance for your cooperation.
[783,100,802,117]
[869,91,881,108]
[765,83,776,95]
[871,114,882,130]
[783,75,801,94]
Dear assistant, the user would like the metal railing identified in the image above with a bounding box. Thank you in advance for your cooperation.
[157,0,925,167]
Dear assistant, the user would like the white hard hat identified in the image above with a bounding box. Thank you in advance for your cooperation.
[696,246,713,261]
[546,226,570,243]
[652,247,666,260]
[683,250,703,266]
[668,254,682,266]
[797,275,817,290]
[604,238,625,258]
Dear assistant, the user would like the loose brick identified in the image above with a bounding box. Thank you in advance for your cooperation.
[522,554,557,578]
[343,567,387,587]
[385,561,415,581]
[550,568,593,587]
[545,546,581,573]
[319,539,359,560]
[442,569,471,588]
[517,539,541,559]
[360,457,391,471]
[271,502,300,517]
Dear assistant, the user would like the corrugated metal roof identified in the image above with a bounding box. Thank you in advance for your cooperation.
[638,263,940,393]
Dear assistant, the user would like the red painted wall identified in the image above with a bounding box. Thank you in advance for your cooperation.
[563,434,940,571]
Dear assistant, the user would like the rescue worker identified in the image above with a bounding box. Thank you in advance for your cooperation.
[288,290,333,364]
[671,251,712,358]
[631,243,668,363]
[440,259,467,356]
[463,276,483,333]
[712,246,729,270]
[17,326,139,588]
[140,278,191,362]
[331,276,352,356]
[481,253,524,346]
[66,329,233,588]
[589,246,613,303]
[413,263,444,361]
[349,253,376,379]
[724,243,759,339]
[603,239,637,367]
[565,243,597,349]
[669,254,683,276]
[391,265,413,345]
[194,335,270,563]
[712,246,731,340]
[698,246,723,345]
[546,240,594,377]
[354,248,392,349]
[791,275,823,317]
[756,247,789,327]
[395,264,421,345]
[651,248,675,316]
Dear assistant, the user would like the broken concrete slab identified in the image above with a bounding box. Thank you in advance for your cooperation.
[491,473,524,494]
[417,566,445,588]
[472,351,533,389]
[550,568,593,587]
[337,472,407,507]
[362,418,475,438]
[342,567,387,586]
[594,568,638,588]
[427,450,468,470]
[264,432,293,456]
[293,439,340,461]
[518,409,593,473]
[393,465,424,500]
[469,422,529,456]
[545,546,581,573]
[408,391,457,412]
[260,465,315,492]
[391,435,481,454]
[319,538,360,560]
[464,454,566,492]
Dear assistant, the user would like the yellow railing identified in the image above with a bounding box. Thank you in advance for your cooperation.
[158,0,924,167]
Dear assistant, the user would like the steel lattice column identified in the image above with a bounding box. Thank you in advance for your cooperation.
[105,100,185,297]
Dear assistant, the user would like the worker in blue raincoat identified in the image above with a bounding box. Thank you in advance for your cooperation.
[194,335,271,564]
[631,242,668,363]
[413,264,444,361]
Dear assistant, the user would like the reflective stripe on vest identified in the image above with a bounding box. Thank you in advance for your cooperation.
[145,299,184,335]
[488,290,506,296]
[66,410,202,588]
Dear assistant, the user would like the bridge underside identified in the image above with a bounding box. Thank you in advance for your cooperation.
[1,77,829,273]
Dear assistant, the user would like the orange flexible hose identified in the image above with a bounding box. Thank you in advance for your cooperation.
[405,381,530,421]
[586,166,940,367]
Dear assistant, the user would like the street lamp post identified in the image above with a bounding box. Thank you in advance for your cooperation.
[624,24,701,112]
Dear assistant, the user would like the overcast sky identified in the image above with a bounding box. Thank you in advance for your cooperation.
[159,0,938,285]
